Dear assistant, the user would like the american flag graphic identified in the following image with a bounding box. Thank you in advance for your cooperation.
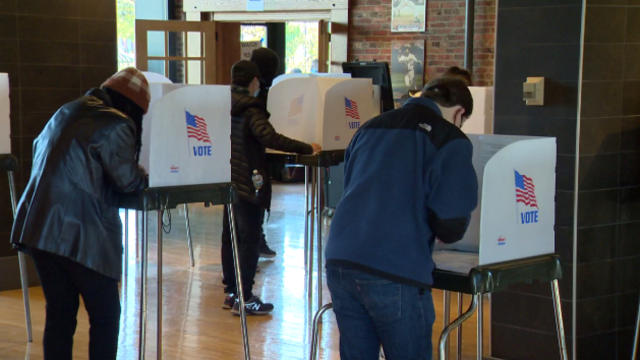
[514,170,538,208]
[344,97,360,120]
[185,110,211,144]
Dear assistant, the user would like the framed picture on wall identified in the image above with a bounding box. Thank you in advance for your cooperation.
[391,40,425,101]
[391,0,426,32]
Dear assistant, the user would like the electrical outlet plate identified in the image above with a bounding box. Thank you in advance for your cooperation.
[523,76,544,106]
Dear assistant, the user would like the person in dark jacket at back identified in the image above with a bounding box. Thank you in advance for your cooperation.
[10,67,149,360]
[221,60,321,315]
[250,47,281,258]
[325,77,478,360]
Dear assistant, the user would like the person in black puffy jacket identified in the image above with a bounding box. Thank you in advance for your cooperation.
[250,47,281,258]
[10,67,149,360]
[221,60,320,315]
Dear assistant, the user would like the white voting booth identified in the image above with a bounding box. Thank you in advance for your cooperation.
[434,134,557,272]
[140,80,231,187]
[1,73,10,153]
[461,86,494,135]
[267,75,380,150]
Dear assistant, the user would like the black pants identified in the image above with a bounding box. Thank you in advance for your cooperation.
[221,199,263,300]
[30,249,121,360]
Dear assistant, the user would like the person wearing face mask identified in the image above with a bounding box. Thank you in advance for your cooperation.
[10,67,149,360]
[221,60,321,315]
[324,76,477,360]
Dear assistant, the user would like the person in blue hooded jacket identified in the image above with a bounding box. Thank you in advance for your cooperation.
[325,76,478,360]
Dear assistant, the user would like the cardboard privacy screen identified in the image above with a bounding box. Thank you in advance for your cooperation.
[0,73,10,154]
[434,134,556,273]
[140,84,231,187]
[267,76,380,150]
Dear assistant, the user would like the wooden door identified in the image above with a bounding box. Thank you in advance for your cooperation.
[135,20,216,84]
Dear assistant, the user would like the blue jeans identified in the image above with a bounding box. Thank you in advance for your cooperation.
[326,265,435,360]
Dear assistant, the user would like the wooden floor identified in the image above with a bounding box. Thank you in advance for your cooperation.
[0,183,489,360]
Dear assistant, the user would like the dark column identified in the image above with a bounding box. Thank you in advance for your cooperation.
[0,0,118,290]
[266,23,286,76]
[492,1,640,359]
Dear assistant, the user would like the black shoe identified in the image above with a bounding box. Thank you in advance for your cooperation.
[222,293,237,309]
[259,242,276,258]
[231,296,274,315]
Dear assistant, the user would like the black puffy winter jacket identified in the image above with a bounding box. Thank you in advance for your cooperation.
[230,85,313,208]
[10,88,147,279]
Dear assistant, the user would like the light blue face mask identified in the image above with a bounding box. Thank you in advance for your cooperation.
[253,89,261,98]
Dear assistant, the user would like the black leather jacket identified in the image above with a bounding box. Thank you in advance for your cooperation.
[10,88,146,279]
[230,85,312,208]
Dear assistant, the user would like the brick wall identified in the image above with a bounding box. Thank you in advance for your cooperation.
[348,0,495,86]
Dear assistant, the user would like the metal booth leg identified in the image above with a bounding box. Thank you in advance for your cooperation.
[8,170,33,343]
[457,293,463,360]
[632,291,639,360]
[439,294,478,360]
[443,291,451,359]
[316,167,323,307]
[309,303,333,360]
[304,165,309,267]
[228,204,251,360]
[156,207,164,360]
[138,208,149,360]
[477,294,484,360]
[184,204,195,267]
[124,208,129,280]
[308,167,317,309]
[551,279,568,360]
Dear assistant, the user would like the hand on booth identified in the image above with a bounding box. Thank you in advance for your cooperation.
[311,143,322,154]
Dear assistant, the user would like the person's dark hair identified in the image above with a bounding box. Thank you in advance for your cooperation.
[231,60,260,87]
[250,47,280,88]
[443,66,472,86]
[421,77,473,119]
[104,87,144,161]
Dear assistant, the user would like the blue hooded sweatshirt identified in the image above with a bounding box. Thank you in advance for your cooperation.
[325,97,478,287]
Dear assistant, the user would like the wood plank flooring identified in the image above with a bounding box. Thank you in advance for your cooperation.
[0,183,489,359]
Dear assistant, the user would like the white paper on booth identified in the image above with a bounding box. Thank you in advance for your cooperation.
[0,73,10,154]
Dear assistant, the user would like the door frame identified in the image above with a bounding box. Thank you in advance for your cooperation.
[135,19,217,84]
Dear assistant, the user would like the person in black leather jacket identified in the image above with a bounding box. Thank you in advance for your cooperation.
[10,67,149,360]
[221,60,320,315]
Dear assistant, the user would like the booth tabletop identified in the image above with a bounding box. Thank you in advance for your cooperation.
[0,153,17,172]
[266,149,345,167]
[433,254,562,295]
[117,182,234,210]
